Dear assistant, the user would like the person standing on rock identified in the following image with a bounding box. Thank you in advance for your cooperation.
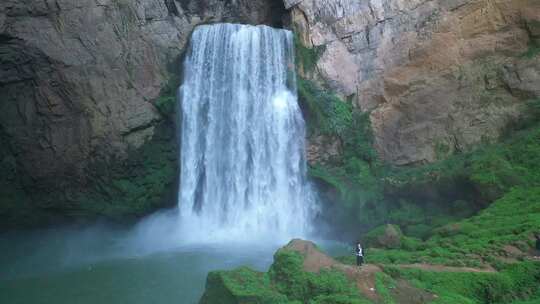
[356,241,364,267]
[535,234,540,258]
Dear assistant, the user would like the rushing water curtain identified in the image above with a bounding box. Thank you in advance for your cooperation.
[178,24,318,241]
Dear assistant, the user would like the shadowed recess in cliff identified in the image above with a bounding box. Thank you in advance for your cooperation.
[178,24,319,242]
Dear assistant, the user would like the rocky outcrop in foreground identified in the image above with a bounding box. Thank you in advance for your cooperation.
[199,239,437,304]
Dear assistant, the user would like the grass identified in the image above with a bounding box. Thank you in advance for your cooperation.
[320,119,540,240]
[335,185,540,270]
[374,272,397,304]
[383,261,540,304]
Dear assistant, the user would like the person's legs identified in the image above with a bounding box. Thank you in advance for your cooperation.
[360,256,364,266]
[356,255,361,266]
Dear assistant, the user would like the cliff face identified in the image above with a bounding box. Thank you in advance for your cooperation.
[1,0,539,227]
[287,0,540,165]
[0,0,284,228]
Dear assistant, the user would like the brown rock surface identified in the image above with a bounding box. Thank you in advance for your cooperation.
[288,0,540,165]
[307,134,342,165]
[283,239,339,272]
[365,224,404,249]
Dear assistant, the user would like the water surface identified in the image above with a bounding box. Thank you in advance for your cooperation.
[0,224,348,304]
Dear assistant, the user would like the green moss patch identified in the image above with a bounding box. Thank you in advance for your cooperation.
[383,261,540,304]
[374,272,397,304]
[297,77,353,138]
[294,34,325,74]
[200,267,288,304]
[317,121,540,242]
[154,75,179,118]
[269,250,368,303]
[337,185,540,269]
[201,249,371,304]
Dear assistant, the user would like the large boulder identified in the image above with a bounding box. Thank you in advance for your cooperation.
[199,267,288,304]
[200,240,372,304]
[364,224,404,249]
[281,239,339,272]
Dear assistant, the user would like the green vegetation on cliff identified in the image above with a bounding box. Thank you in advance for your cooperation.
[294,35,325,74]
[297,77,354,138]
[75,121,178,219]
[305,75,540,240]
[294,30,540,243]
[524,20,540,59]
[297,77,382,228]
[334,186,540,270]
[0,78,179,229]
[74,73,180,219]
[154,75,180,119]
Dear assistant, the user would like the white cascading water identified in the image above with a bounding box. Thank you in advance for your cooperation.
[178,24,318,242]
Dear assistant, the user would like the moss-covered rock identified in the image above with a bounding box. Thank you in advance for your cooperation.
[71,120,179,220]
[200,240,369,304]
[312,118,540,241]
[364,225,403,250]
[0,116,179,229]
[199,267,288,304]
[154,75,180,120]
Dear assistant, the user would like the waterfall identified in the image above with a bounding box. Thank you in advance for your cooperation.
[178,24,318,242]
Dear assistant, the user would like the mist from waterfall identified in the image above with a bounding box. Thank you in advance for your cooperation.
[178,24,319,242]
